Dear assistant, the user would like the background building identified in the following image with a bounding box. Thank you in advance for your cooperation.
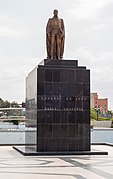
[91,93,108,114]
[91,93,98,109]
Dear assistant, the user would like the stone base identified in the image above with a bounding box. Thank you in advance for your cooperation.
[13,146,108,156]
[26,59,91,152]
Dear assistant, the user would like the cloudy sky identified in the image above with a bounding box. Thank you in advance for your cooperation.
[0,0,113,109]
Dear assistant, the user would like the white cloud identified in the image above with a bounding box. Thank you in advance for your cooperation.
[0,54,41,102]
[0,15,27,37]
[68,0,113,19]
[85,24,107,34]
[0,26,25,37]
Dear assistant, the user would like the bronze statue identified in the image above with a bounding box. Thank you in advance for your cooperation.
[46,9,65,59]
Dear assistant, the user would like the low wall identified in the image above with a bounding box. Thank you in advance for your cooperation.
[91,128,113,143]
[94,121,112,128]
[91,120,112,128]
[0,130,25,144]
[0,128,113,145]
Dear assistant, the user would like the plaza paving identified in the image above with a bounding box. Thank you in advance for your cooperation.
[0,145,113,178]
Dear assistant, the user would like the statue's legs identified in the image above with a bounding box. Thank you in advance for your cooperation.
[60,38,64,59]
[51,35,61,59]
[56,35,61,59]
[51,36,55,59]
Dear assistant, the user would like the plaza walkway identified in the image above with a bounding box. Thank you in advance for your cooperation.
[0,145,113,179]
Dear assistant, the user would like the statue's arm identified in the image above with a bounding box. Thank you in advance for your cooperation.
[61,19,64,29]
[61,19,65,38]
[46,18,51,35]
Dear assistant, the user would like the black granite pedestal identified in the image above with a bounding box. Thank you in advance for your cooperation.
[24,59,90,154]
[13,59,108,155]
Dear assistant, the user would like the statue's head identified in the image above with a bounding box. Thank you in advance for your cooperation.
[53,9,58,17]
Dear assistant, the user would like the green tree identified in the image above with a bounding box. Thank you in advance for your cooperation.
[90,108,97,120]
[0,98,10,108]
[91,108,111,121]
[3,100,10,108]
[10,101,20,108]
[0,98,4,108]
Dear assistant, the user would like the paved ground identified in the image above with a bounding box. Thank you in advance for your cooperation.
[0,145,113,178]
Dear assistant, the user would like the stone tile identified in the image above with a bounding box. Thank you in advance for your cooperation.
[0,145,113,178]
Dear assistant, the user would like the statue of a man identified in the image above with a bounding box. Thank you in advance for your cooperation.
[46,9,65,59]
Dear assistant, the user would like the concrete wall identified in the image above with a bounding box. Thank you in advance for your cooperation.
[91,128,113,143]
[0,131,25,144]
[0,128,113,145]
[96,121,112,128]
[91,120,112,128]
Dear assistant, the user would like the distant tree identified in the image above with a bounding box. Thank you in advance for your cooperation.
[108,110,113,115]
[0,98,20,108]
[0,99,10,108]
[0,98,4,108]
[3,100,10,108]
[10,101,20,108]
[90,108,97,120]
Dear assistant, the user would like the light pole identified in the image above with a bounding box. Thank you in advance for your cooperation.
[95,108,98,121]
[95,106,100,121]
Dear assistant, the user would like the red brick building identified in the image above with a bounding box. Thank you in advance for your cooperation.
[91,93,108,113]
